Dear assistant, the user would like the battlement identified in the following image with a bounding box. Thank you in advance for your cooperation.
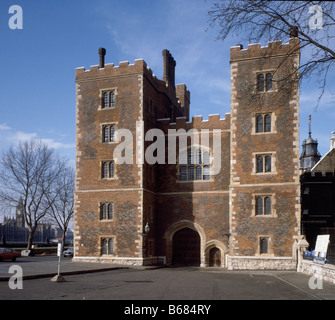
[156,113,231,131]
[75,58,160,81]
[230,37,300,62]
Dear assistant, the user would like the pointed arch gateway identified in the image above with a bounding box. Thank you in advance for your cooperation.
[164,220,206,267]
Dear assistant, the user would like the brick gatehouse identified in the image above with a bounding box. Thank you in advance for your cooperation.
[73,34,301,270]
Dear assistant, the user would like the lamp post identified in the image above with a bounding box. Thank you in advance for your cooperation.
[141,222,150,237]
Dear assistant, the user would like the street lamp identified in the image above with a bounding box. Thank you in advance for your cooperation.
[141,222,150,237]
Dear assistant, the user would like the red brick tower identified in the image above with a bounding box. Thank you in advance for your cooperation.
[228,35,301,269]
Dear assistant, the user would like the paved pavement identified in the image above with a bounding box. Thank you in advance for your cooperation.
[0,255,335,301]
[0,255,132,280]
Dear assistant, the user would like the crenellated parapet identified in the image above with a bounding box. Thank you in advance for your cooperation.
[76,58,159,82]
[230,37,300,62]
[156,113,231,132]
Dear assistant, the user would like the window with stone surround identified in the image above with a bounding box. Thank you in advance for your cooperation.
[260,237,269,254]
[254,153,273,173]
[257,72,273,92]
[256,196,272,215]
[256,114,272,133]
[101,237,114,255]
[252,193,276,217]
[102,90,115,109]
[101,161,115,179]
[100,203,114,220]
[102,124,116,143]
[99,88,117,110]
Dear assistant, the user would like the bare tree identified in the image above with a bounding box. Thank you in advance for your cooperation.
[208,0,335,107]
[46,166,74,249]
[0,140,67,250]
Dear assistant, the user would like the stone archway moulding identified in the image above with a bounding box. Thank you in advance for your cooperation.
[164,220,207,267]
[204,239,227,267]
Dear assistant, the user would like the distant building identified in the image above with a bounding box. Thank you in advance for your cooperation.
[0,199,52,244]
[300,131,335,259]
[299,115,321,173]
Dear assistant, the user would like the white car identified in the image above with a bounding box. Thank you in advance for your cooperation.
[63,247,74,257]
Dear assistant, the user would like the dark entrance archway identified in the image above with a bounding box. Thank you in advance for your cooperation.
[172,228,200,266]
[209,247,221,267]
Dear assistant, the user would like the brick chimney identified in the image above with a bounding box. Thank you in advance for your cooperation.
[290,26,298,38]
[99,48,106,69]
[162,49,176,88]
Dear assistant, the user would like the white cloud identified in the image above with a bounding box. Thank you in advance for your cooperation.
[0,123,11,130]
[9,131,38,142]
[40,138,75,150]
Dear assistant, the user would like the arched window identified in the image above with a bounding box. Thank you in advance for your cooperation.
[256,156,263,173]
[103,162,108,178]
[101,238,114,255]
[256,197,263,215]
[101,204,107,220]
[260,238,269,254]
[257,74,264,91]
[108,238,114,255]
[110,91,115,108]
[203,165,210,180]
[196,166,202,180]
[180,166,187,181]
[101,238,108,255]
[255,196,273,216]
[109,162,115,178]
[196,149,202,164]
[264,197,271,215]
[104,126,109,142]
[111,125,116,142]
[256,114,272,133]
[179,149,211,181]
[188,166,195,181]
[265,155,271,172]
[264,114,271,132]
[257,72,273,92]
[256,115,263,133]
[103,92,109,108]
[180,152,187,165]
[256,154,272,173]
[102,161,115,179]
[102,90,116,109]
[108,204,114,220]
[203,151,210,165]
[266,73,273,91]
[188,150,194,165]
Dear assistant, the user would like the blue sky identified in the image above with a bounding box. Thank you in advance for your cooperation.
[0,0,334,167]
